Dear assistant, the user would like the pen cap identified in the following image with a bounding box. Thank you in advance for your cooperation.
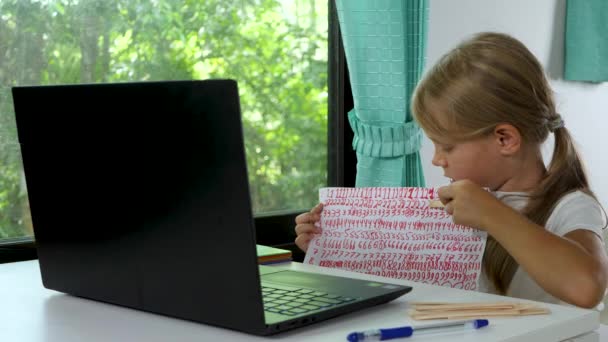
[379,326,413,339]
[472,319,489,329]
[347,332,363,342]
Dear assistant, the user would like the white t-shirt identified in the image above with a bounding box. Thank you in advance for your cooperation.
[477,190,607,306]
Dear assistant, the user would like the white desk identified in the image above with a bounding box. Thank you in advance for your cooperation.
[0,260,600,342]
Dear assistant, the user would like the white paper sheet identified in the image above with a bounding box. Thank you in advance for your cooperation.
[303,187,487,290]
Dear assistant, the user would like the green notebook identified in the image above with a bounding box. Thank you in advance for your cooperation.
[256,244,292,265]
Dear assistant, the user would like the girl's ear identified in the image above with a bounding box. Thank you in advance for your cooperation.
[493,123,521,155]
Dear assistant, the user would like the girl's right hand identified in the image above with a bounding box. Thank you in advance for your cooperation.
[294,203,323,252]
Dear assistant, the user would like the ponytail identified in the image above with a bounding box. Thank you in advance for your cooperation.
[526,125,592,225]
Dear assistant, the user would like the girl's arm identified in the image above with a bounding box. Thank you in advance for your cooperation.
[439,180,608,308]
[484,205,607,308]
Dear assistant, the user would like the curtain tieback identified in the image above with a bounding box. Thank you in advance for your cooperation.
[348,109,423,158]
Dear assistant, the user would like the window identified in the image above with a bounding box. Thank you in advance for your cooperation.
[1,0,343,258]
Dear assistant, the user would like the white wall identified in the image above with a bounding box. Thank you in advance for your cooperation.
[422,0,608,207]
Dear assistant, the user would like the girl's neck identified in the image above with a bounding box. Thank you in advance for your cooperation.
[496,149,546,193]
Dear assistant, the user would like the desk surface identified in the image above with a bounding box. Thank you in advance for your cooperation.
[0,260,599,342]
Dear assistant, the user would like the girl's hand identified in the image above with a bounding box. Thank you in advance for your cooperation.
[438,180,505,229]
[294,203,323,252]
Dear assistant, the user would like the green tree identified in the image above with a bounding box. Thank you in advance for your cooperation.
[0,0,328,239]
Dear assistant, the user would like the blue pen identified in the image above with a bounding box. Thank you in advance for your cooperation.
[346,319,489,341]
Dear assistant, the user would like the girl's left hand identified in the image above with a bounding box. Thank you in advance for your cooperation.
[437,179,505,229]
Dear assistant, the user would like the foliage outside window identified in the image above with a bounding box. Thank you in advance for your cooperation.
[0,0,328,241]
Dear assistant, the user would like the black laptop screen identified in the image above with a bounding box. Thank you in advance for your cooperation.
[12,80,266,332]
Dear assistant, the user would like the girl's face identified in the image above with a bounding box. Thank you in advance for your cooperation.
[430,134,508,190]
[422,98,513,190]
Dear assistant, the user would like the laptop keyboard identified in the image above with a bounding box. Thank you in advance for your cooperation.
[262,285,357,316]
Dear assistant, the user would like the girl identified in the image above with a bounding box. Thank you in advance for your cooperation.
[295,32,608,308]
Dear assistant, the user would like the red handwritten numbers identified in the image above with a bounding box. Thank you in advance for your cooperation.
[303,187,487,290]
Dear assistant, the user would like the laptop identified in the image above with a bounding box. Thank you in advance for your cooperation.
[11,80,411,335]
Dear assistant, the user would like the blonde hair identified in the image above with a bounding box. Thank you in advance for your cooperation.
[412,32,594,294]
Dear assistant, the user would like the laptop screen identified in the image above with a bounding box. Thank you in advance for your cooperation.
[12,80,266,332]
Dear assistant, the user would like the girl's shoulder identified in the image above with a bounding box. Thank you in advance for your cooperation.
[547,190,606,238]
[553,190,602,212]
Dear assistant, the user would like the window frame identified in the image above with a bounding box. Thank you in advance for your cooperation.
[0,0,355,264]
[0,237,37,263]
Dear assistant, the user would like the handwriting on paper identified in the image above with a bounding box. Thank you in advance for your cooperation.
[303,187,487,290]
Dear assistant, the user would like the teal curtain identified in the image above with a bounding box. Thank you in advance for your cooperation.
[335,0,428,187]
[564,0,608,82]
